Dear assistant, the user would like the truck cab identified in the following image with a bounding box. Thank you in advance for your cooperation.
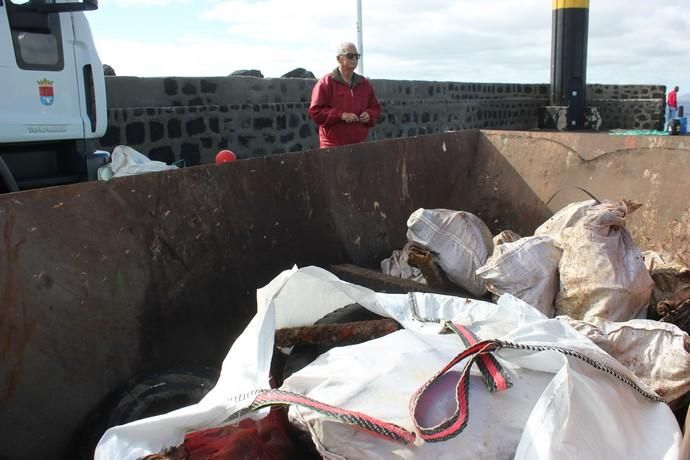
[0,0,105,192]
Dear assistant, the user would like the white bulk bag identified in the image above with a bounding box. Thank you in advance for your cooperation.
[96,267,680,460]
[555,200,654,322]
[476,236,561,317]
[406,208,493,296]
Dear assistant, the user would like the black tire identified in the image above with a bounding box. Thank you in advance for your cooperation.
[314,303,383,324]
[0,156,18,193]
[76,368,218,460]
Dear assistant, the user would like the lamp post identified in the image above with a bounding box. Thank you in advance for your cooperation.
[356,0,364,75]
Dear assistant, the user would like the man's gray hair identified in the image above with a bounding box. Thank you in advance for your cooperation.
[336,42,357,56]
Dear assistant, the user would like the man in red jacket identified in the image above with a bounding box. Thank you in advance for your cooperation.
[309,42,381,148]
[666,85,679,130]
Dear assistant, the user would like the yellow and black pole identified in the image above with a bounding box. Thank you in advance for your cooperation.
[550,0,589,129]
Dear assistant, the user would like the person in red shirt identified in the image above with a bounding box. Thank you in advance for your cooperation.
[308,42,381,148]
[666,85,679,130]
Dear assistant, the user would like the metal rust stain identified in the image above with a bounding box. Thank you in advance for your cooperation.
[0,206,34,405]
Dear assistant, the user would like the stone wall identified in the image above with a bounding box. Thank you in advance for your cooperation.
[98,76,665,166]
[372,81,548,138]
[587,84,666,130]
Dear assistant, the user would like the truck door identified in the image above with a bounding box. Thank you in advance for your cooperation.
[70,10,107,139]
[0,0,86,143]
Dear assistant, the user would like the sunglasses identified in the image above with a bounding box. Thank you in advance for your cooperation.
[341,53,361,60]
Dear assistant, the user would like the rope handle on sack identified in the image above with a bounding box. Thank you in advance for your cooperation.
[410,327,665,443]
[223,388,416,444]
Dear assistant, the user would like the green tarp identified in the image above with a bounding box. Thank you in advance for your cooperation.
[608,129,669,136]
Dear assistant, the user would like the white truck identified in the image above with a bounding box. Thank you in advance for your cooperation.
[0,0,106,192]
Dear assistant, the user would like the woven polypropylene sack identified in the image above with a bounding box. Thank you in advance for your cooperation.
[555,201,654,322]
[406,209,493,296]
[643,250,690,306]
[534,200,596,247]
[476,236,561,317]
[560,315,690,407]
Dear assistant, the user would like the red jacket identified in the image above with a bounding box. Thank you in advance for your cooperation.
[668,89,678,109]
[309,69,381,148]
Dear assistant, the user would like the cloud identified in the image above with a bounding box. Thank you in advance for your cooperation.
[90,0,690,91]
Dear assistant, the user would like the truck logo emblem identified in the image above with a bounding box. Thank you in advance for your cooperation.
[38,79,54,106]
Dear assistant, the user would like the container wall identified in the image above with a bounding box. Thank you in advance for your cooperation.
[0,130,481,459]
[2,128,689,459]
[471,130,690,261]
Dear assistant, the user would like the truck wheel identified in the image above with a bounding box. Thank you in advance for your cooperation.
[0,156,18,193]
[76,368,218,459]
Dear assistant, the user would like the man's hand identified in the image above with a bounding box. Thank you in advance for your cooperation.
[341,112,359,123]
[358,112,370,123]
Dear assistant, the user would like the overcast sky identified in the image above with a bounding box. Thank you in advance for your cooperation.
[89,0,689,99]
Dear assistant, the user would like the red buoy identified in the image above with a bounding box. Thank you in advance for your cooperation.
[215,150,237,164]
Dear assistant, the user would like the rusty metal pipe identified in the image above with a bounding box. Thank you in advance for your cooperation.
[275,319,401,348]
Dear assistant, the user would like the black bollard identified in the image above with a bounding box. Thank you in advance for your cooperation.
[550,0,590,130]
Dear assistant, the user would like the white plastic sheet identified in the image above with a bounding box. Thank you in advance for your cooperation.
[96,267,681,460]
[381,242,427,284]
[107,145,178,178]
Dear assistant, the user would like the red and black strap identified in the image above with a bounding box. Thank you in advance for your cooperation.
[225,388,416,444]
[225,327,664,447]
[444,322,512,392]
[409,339,502,442]
[411,334,665,443]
